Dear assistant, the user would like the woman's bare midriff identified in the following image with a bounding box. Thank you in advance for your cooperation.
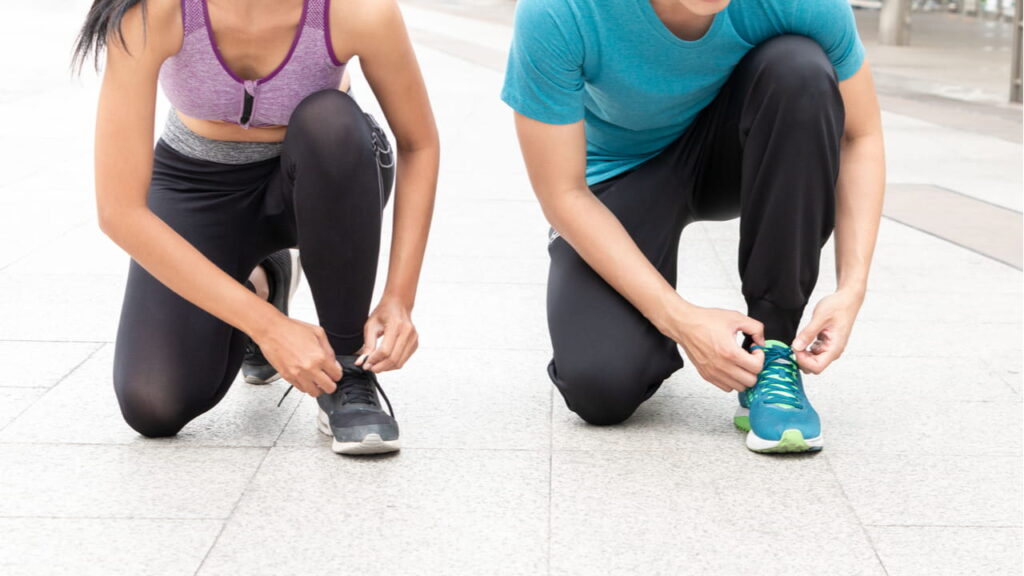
[179,112,289,143]
[176,73,351,143]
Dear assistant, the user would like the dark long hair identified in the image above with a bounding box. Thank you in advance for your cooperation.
[72,0,148,72]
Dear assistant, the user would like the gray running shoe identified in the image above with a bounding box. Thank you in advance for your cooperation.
[242,249,302,385]
[316,355,400,455]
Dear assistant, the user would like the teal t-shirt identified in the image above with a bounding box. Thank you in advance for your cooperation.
[501,0,866,185]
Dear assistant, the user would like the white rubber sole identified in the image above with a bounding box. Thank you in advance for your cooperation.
[316,409,401,455]
[285,249,302,300]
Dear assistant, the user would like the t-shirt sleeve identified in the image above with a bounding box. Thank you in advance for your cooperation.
[500,0,586,125]
[783,0,866,81]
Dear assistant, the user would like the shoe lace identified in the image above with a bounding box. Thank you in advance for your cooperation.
[339,370,395,416]
[276,369,395,417]
[749,345,803,409]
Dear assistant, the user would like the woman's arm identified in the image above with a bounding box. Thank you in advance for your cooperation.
[513,115,765,393]
[95,2,340,395]
[337,0,440,372]
[792,62,885,373]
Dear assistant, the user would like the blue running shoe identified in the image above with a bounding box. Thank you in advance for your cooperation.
[737,340,823,453]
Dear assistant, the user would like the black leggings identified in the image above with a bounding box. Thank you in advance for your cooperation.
[547,36,844,426]
[113,90,395,437]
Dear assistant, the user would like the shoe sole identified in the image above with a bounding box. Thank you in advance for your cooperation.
[746,428,824,453]
[734,407,823,453]
[733,407,751,432]
[244,372,281,385]
[316,409,401,455]
[285,249,303,302]
[245,250,303,387]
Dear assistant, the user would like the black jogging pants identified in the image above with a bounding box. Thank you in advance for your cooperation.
[546,36,845,426]
[113,90,395,437]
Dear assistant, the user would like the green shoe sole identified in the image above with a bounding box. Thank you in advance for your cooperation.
[733,415,751,432]
[733,407,751,432]
[747,429,824,454]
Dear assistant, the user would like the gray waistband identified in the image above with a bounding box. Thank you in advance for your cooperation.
[161,110,283,165]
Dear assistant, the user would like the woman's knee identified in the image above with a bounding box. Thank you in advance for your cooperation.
[113,373,197,438]
[286,89,368,154]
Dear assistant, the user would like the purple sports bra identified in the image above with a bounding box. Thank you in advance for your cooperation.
[160,0,346,129]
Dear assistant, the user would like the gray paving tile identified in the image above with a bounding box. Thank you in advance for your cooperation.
[877,260,1022,294]
[829,453,1023,526]
[677,287,748,312]
[198,447,549,576]
[550,450,884,576]
[427,197,549,258]
[0,273,125,343]
[0,341,101,388]
[414,281,549,351]
[843,320,1020,365]
[811,355,1020,403]
[0,518,223,576]
[677,238,737,290]
[420,253,548,285]
[998,369,1022,396]
[0,344,302,447]
[868,526,1023,576]
[0,388,45,431]
[277,348,552,450]
[3,223,128,276]
[0,444,265,518]
[856,289,1021,324]
[876,218,954,246]
[551,393,745,453]
[817,398,1020,455]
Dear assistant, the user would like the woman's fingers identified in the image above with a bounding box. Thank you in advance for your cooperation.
[364,328,396,370]
[357,320,384,367]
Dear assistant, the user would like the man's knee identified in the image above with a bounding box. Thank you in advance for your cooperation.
[745,35,843,121]
[550,359,659,426]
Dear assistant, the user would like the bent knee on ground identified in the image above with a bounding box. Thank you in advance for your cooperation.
[114,379,200,438]
[552,361,661,426]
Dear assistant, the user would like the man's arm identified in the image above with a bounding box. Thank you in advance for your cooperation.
[514,114,764,393]
[792,62,885,373]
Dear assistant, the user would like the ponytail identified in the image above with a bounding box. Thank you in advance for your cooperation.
[72,0,148,72]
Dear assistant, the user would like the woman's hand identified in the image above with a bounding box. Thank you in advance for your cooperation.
[357,297,418,373]
[791,289,864,375]
[660,301,765,393]
[253,317,341,397]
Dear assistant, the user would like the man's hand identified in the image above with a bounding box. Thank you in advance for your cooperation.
[791,289,864,375]
[663,302,766,393]
[357,296,419,373]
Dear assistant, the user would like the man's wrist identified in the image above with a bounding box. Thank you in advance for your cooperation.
[835,281,867,303]
[647,286,693,340]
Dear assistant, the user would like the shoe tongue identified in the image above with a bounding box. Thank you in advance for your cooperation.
[757,340,800,409]
[336,355,366,374]
[335,356,377,406]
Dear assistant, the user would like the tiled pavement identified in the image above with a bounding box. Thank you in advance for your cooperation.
[0,2,1020,575]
